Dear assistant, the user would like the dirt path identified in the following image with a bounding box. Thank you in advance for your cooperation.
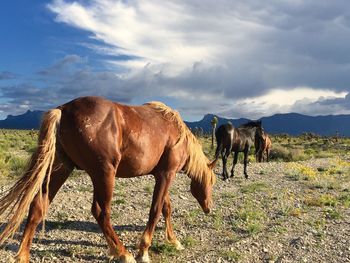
[1,158,349,263]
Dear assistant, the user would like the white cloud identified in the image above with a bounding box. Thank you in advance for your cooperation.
[226,88,349,119]
[48,0,218,72]
[243,88,347,107]
[3,0,350,120]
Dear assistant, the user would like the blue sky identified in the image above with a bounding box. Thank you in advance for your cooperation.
[1,0,350,121]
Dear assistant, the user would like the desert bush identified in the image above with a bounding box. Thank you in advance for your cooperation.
[268,145,292,161]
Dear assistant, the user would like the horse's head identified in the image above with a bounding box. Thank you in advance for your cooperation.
[189,167,215,214]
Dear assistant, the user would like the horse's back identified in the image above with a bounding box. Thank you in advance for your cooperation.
[57,96,181,177]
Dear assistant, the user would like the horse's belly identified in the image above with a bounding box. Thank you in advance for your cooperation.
[116,154,159,178]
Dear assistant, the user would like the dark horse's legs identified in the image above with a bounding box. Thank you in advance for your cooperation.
[266,149,270,162]
[243,146,249,179]
[230,151,239,178]
[89,163,135,263]
[221,147,231,180]
[16,156,73,263]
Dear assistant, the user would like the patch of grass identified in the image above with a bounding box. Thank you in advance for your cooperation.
[185,209,202,224]
[151,241,179,256]
[220,249,242,261]
[230,201,266,236]
[246,222,262,235]
[285,163,317,181]
[338,192,350,208]
[48,220,71,230]
[323,207,342,220]
[8,155,28,176]
[209,210,224,230]
[182,236,198,248]
[35,249,54,258]
[77,185,92,192]
[259,169,269,175]
[288,207,303,218]
[144,184,153,194]
[270,225,288,234]
[307,218,326,239]
[221,192,236,199]
[114,198,126,205]
[303,194,338,207]
[65,245,100,257]
[240,182,268,193]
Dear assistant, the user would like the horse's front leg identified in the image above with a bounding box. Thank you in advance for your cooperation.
[137,172,175,263]
[266,149,270,162]
[243,147,249,179]
[162,192,184,250]
[230,151,238,178]
[221,149,229,180]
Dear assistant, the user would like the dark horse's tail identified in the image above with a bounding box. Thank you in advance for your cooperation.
[0,109,61,245]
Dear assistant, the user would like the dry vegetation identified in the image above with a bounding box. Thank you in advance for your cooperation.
[0,129,349,262]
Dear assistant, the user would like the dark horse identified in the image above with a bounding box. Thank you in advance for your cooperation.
[0,96,216,263]
[211,121,262,180]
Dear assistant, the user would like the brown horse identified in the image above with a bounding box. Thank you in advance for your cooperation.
[255,128,272,162]
[0,96,216,263]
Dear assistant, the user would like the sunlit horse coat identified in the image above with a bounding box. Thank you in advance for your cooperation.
[0,96,216,263]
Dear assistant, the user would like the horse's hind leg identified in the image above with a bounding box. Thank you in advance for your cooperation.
[16,157,73,263]
[222,148,230,180]
[90,164,135,263]
[162,192,184,250]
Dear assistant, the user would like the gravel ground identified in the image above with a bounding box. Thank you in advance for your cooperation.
[0,158,349,263]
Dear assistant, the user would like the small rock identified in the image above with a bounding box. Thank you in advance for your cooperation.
[179,195,188,200]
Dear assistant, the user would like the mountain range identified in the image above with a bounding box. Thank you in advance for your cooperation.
[0,110,349,136]
[185,113,350,136]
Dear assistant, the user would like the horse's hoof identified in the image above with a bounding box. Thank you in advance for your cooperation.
[172,240,185,250]
[14,255,29,263]
[136,251,150,263]
[120,253,137,263]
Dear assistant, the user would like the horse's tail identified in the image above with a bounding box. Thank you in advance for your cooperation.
[0,108,61,245]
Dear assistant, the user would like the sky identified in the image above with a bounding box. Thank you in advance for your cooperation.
[1,0,350,121]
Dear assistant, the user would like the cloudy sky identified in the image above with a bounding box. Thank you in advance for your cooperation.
[1,0,350,121]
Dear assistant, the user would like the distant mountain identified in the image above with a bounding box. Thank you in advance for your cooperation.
[0,110,44,129]
[185,114,251,133]
[1,110,349,136]
[260,113,350,136]
[186,113,350,136]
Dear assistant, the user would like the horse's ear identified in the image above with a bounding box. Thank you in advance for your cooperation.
[257,120,262,127]
[208,160,217,170]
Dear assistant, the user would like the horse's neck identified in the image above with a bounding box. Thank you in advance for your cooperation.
[235,127,256,143]
[246,127,257,140]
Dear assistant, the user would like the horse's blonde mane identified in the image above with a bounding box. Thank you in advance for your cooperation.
[146,101,216,186]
